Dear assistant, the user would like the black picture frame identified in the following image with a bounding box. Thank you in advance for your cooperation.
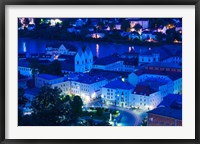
[0,0,199,144]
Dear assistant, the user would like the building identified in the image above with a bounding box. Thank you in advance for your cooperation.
[102,79,134,108]
[147,107,182,126]
[147,94,182,126]
[35,73,72,94]
[74,47,93,73]
[18,60,33,77]
[56,46,93,73]
[144,62,182,73]
[122,60,136,72]
[129,19,149,29]
[138,52,160,65]
[162,50,182,65]
[93,55,123,71]
[70,74,108,103]
[35,74,65,88]
[45,43,77,55]
[130,85,161,110]
[130,76,173,110]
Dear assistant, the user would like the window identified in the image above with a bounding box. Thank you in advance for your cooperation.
[77,61,79,64]
[150,118,153,121]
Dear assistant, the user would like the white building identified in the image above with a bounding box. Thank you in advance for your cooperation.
[70,74,108,103]
[102,79,134,108]
[18,61,32,77]
[130,85,162,110]
[75,47,93,73]
[35,73,72,95]
[168,75,182,94]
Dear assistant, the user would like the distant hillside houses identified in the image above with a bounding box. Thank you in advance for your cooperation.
[45,43,77,55]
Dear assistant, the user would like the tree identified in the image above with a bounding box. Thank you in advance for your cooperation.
[62,19,71,29]
[109,22,115,30]
[38,60,63,76]
[96,108,104,116]
[26,79,35,89]
[29,86,74,126]
[71,96,83,118]
[121,20,130,32]
[49,60,63,76]
[97,21,104,30]
[18,88,29,125]
[34,18,42,30]
[18,88,28,107]
[28,58,39,79]
[134,23,142,32]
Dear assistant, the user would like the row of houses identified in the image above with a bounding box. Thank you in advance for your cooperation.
[33,60,182,111]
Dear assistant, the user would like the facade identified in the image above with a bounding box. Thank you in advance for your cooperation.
[123,60,135,72]
[144,62,182,73]
[18,66,32,77]
[35,74,65,88]
[147,109,182,126]
[70,74,108,103]
[138,53,160,65]
[102,79,134,108]
[18,61,32,77]
[130,85,161,110]
[74,47,93,73]
[130,77,174,110]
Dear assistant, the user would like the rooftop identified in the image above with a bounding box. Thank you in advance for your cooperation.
[89,69,121,81]
[60,61,75,71]
[146,62,182,69]
[94,55,121,65]
[74,73,106,84]
[104,79,134,90]
[132,85,156,96]
[148,107,182,120]
[139,78,171,91]
[37,74,64,80]
[46,43,77,52]
[158,94,182,109]
[135,69,182,78]
[89,69,131,81]
[18,60,29,67]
